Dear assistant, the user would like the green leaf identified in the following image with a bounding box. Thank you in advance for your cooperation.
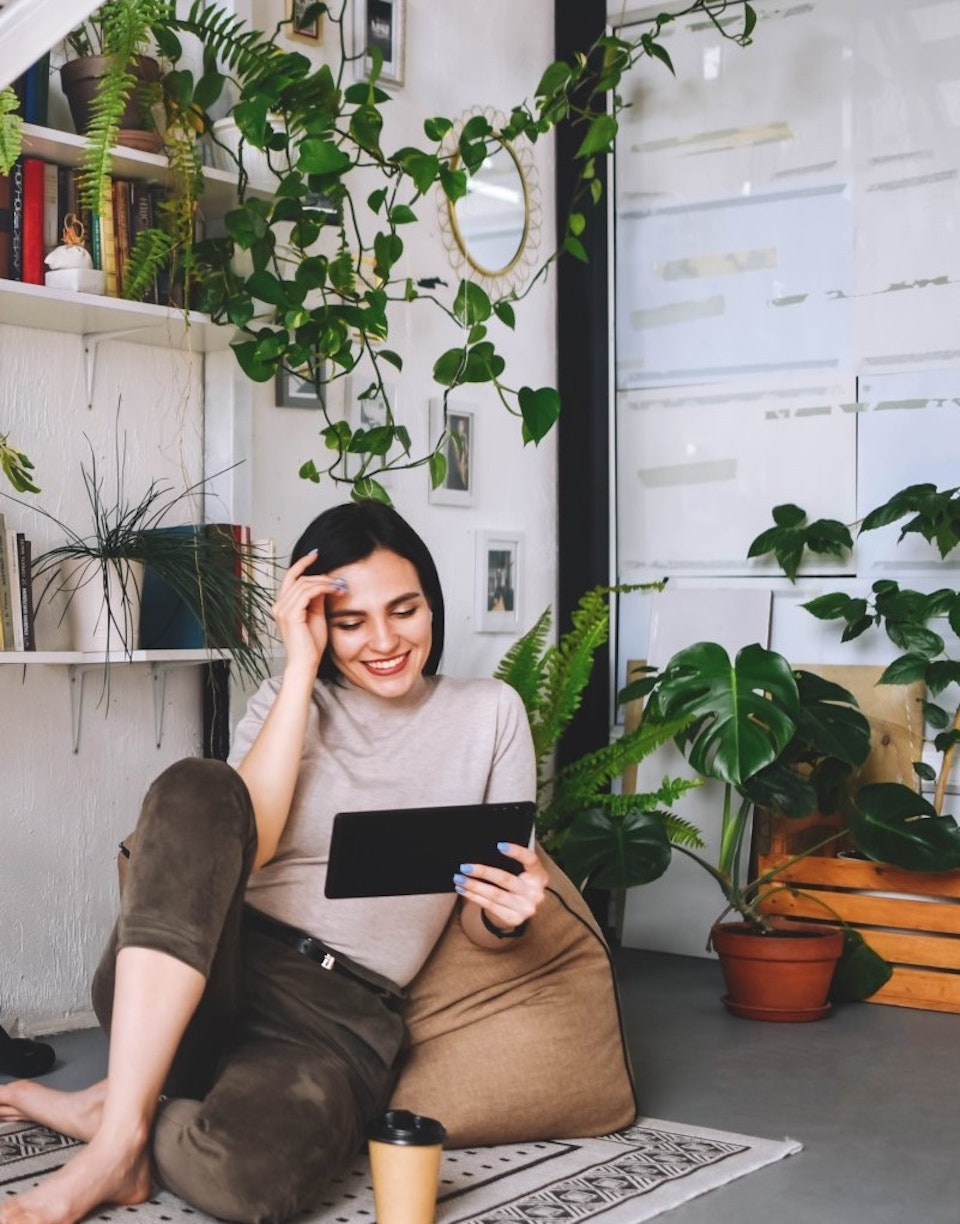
[388,203,418,224]
[231,339,276,382]
[576,113,618,158]
[848,782,960,870]
[245,270,287,306]
[652,642,799,787]
[297,137,351,176]
[428,450,447,489]
[518,386,560,444]
[493,300,516,329]
[829,928,892,1003]
[561,809,673,891]
[568,212,586,237]
[352,477,391,505]
[563,235,589,262]
[424,116,454,142]
[535,60,573,100]
[367,187,388,214]
[878,653,930,686]
[433,347,466,387]
[454,280,492,326]
[299,460,320,484]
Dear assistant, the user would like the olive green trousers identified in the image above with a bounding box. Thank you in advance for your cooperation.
[91,758,405,1224]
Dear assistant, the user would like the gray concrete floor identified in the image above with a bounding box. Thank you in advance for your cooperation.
[5,948,958,1223]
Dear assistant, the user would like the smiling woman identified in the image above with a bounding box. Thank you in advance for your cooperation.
[0,501,561,1224]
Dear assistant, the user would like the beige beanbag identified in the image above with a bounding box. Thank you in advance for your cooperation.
[389,850,638,1146]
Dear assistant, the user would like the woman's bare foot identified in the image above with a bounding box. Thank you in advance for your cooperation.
[0,1127,151,1224]
[0,1081,106,1142]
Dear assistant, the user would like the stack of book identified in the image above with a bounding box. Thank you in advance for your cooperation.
[0,512,36,651]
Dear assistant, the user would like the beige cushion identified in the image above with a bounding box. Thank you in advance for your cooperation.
[389,850,638,1147]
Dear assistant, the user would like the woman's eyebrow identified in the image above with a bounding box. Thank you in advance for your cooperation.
[327,591,423,618]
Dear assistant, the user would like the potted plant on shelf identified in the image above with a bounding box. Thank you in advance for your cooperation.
[3,435,273,685]
[745,487,960,1011]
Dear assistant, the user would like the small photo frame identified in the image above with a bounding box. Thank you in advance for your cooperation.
[290,0,323,42]
[475,531,522,634]
[346,377,397,486]
[428,398,475,506]
[353,0,405,87]
[275,364,326,409]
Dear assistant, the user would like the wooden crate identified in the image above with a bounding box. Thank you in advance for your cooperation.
[758,854,960,1013]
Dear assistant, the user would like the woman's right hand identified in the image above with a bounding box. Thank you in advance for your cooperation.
[271,550,345,675]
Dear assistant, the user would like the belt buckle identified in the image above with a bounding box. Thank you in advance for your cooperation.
[321,951,336,971]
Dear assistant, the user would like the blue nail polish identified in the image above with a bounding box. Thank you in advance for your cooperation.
[331,578,348,592]
[458,863,474,875]
[454,885,467,896]
[497,842,511,853]
[453,873,467,887]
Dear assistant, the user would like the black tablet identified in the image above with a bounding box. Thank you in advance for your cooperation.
[323,800,537,898]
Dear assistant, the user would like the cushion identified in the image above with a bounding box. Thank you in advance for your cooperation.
[388,849,638,1147]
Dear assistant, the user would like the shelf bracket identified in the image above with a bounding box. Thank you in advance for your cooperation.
[151,662,170,749]
[82,328,153,409]
[67,663,112,754]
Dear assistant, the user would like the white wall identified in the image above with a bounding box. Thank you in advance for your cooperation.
[0,0,557,1034]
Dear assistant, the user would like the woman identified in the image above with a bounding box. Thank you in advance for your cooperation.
[0,502,546,1224]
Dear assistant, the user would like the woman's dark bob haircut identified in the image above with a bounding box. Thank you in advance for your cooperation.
[290,501,445,681]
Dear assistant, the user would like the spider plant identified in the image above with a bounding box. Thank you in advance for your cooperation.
[5,434,272,684]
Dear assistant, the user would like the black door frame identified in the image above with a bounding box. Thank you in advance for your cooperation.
[554,0,612,772]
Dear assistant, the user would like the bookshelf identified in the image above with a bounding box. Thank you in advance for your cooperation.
[0,123,261,352]
[0,649,235,752]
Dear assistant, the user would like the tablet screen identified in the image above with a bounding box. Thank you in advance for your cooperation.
[323,800,537,898]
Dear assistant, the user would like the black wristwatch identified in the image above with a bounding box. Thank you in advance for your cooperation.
[481,909,528,939]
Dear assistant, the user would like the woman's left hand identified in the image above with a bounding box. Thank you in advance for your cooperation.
[454,842,548,942]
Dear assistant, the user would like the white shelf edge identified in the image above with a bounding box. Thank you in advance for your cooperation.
[0,648,231,665]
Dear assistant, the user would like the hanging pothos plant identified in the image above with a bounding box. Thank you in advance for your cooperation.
[152,0,756,501]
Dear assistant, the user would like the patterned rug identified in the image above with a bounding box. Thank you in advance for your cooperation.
[0,1118,801,1223]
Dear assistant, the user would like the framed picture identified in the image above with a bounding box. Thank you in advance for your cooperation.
[475,531,522,634]
[346,377,397,486]
[275,364,325,409]
[353,0,405,87]
[428,398,475,506]
[289,0,323,42]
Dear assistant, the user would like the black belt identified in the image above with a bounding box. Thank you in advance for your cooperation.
[243,906,401,999]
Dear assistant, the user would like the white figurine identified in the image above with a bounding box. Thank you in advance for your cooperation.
[44,214,105,293]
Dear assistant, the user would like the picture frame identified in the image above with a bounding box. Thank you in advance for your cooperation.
[353,0,405,87]
[346,377,397,487]
[475,531,522,634]
[289,0,323,42]
[275,364,326,409]
[428,398,475,506]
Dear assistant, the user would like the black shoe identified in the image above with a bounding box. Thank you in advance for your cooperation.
[0,1024,56,1078]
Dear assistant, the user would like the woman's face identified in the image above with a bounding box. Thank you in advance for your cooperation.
[324,548,433,698]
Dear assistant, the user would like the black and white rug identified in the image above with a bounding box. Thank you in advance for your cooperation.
[0,1118,801,1224]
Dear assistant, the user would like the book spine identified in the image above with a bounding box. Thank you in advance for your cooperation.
[0,513,13,650]
[4,529,24,651]
[113,179,130,298]
[43,161,60,256]
[9,158,24,281]
[16,534,35,651]
[21,157,45,285]
[0,170,11,280]
[99,179,118,297]
[129,181,157,303]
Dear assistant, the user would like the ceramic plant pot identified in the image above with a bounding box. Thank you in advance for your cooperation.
[62,558,144,653]
[711,918,845,1022]
[60,54,161,138]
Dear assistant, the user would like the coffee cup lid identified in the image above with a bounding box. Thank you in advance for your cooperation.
[366,1109,446,1146]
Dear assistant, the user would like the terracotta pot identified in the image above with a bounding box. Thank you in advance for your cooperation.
[711,918,844,1022]
[60,54,161,137]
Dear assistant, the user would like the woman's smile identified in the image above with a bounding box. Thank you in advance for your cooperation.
[324,549,432,696]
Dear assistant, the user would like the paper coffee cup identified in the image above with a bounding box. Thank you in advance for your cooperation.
[367,1110,446,1224]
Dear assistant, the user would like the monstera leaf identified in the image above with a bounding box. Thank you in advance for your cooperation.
[561,809,673,891]
[829,927,893,1003]
[848,783,960,871]
[651,642,799,787]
